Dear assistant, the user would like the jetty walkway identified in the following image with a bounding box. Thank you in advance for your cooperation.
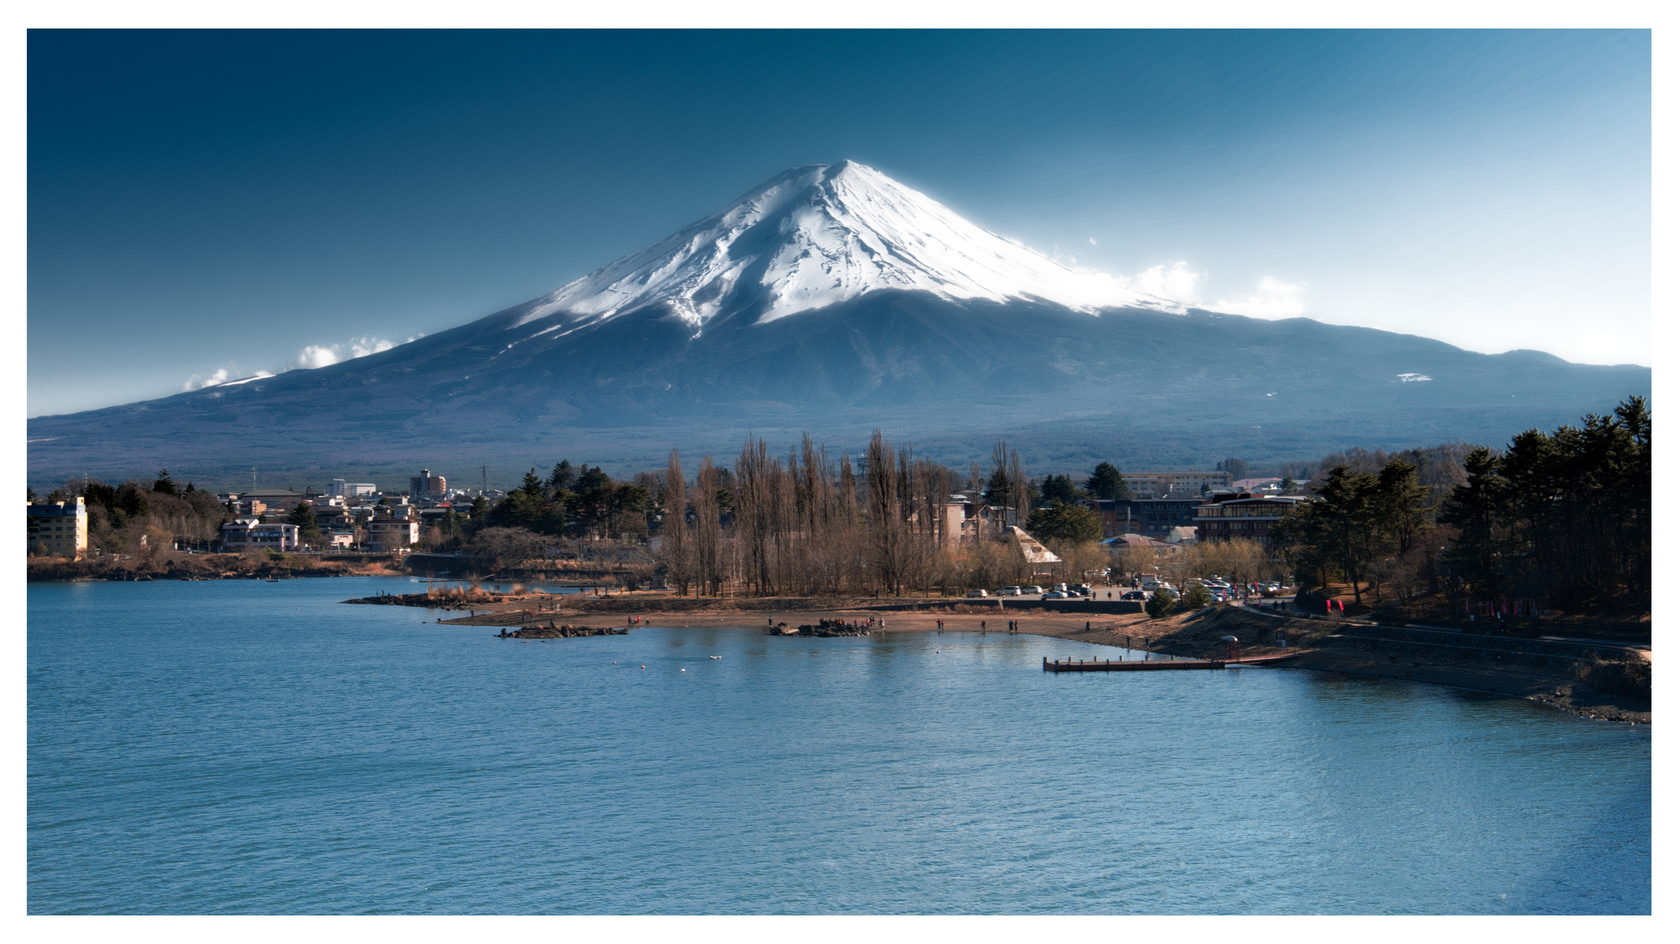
[1043,653,1299,673]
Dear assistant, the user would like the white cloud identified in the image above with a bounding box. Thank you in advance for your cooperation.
[1213,276,1307,318]
[188,333,420,391]
[1121,261,1205,306]
[182,368,231,392]
[297,345,340,369]
[348,336,396,358]
[293,336,411,371]
[1088,237,1098,247]
[183,367,271,391]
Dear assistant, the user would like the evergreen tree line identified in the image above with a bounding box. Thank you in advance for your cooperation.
[1437,396,1649,613]
[1272,397,1650,615]
[1270,458,1433,606]
[478,460,654,539]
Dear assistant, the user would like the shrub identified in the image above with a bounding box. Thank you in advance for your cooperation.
[1145,589,1179,619]
[1181,583,1212,609]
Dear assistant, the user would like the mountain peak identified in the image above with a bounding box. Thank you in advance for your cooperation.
[514,162,1178,331]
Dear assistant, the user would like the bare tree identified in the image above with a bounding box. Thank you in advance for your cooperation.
[659,450,691,595]
[865,431,911,594]
[693,457,723,596]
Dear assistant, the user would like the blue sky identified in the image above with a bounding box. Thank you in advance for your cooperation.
[27,29,1651,417]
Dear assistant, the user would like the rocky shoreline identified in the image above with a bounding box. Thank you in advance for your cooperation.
[495,624,627,639]
[339,587,1649,724]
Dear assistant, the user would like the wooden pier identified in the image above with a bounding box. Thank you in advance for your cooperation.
[1044,656,1224,672]
[1042,652,1301,673]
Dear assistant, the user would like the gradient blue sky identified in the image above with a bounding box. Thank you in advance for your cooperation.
[28,29,1651,417]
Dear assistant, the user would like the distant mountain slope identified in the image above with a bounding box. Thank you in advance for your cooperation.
[26,163,1650,487]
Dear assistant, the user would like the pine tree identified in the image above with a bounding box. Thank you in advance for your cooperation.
[548,460,576,492]
[151,469,179,498]
[1085,462,1130,500]
[1437,447,1508,604]
[287,501,323,546]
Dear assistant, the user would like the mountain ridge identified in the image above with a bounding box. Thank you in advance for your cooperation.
[25,162,1651,486]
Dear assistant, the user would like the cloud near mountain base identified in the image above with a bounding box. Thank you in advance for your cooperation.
[183,334,423,391]
[1213,276,1307,318]
[1121,262,1205,306]
[295,336,405,369]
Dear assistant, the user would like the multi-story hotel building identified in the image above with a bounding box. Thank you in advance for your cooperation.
[1194,492,1311,546]
[27,497,89,560]
[1118,470,1234,499]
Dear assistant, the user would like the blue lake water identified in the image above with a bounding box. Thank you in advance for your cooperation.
[27,576,1651,914]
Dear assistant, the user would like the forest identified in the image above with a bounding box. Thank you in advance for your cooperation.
[1272,397,1650,616]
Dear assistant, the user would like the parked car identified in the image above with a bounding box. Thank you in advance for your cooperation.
[1042,590,1070,599]
[1024,585,1045,594]
[1074,584,1093,596]
[999,586,1023,596]
[1120,590,1149,602]
[966,589,989,598]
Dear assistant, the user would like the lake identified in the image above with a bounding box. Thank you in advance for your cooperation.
[27,576,1651,914]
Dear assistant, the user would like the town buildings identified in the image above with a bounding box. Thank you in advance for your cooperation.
[328,479,378,498]
[219,518,301,552]
[1193,491,1311,546]
[1081,497,1204,540]
[367,509,420,552]
[409,469,447,503]
[224,489,308,516]
[27,497,89,560]
[1119,470,1234,499]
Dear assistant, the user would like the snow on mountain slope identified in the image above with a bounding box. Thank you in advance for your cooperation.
[514,160,1177,332]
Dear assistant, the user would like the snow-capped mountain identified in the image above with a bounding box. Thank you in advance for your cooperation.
[512,160,1176,334]
[26,161,1651,485]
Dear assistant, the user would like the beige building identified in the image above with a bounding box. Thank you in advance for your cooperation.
[27,497,89,560]
[368,516,420,552]
[1120,471,1234,499]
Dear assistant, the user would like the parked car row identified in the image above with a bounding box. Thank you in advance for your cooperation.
[965,582,1106,600]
